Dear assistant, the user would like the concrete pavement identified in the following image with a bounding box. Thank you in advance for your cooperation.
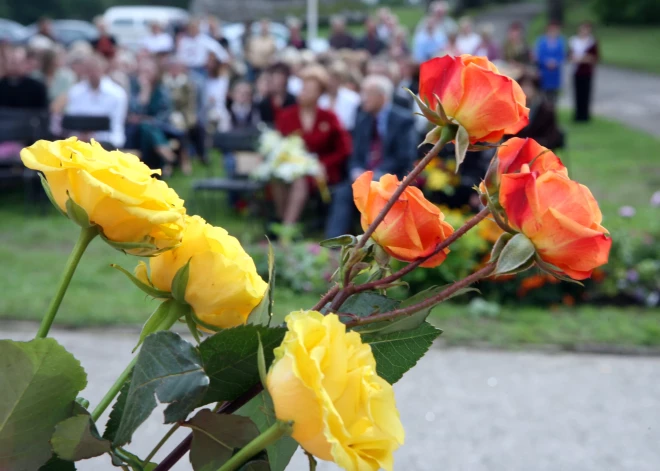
[4,324,660,471]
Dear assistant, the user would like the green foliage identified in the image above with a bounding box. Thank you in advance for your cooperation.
[198,325,286,406]
[38,457,76,471]
[248,242,275,326]
[50,413,110,461]
[0,338,87,471]
[187,409,260,471]
[102,376,130,442]
[112,332,209,446]
[237,392,298,471]
[252,242,339,297]
[592,0,660,25]
[339,292,399,318]
[361,322,442,384]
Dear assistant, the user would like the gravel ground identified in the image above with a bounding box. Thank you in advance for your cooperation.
[3,324,660,471]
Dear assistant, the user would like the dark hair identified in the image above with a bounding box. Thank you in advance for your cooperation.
[547,20,562,29]
[518,71,541,90]
[267,61,291,78]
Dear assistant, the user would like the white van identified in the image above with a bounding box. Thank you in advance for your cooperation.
[104,6,189,50]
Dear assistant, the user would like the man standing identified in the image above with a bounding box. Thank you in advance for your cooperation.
[143,21,174,55]
[325,75,417,238]
[65,55,128,148]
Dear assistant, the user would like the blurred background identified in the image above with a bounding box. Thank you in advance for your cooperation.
[0,0,659,470]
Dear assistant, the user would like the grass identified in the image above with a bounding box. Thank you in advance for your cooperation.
[0,114,658,347]
[430,304,660,348]
[555,111,660,234]
[529,2,660,75]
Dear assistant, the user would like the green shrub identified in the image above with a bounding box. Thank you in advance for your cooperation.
[592,0,660,25]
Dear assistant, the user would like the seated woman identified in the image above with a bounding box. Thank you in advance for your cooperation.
[513,72,563,150]
[273,65,352,228]
[126,59,182,175]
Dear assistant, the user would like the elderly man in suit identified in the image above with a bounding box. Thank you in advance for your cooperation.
[325,74,417,238]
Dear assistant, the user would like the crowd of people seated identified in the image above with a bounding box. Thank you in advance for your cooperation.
[0,1,598,237]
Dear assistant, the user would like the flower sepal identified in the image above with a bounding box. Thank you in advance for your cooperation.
[534,254,585,286]
[112,262,172,299]
[133,299,190,352]
[493,233,537,276]
[101,234,177,257]
[65,193,94,228]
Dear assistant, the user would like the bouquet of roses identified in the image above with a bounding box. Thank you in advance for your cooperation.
[0,55,612,471]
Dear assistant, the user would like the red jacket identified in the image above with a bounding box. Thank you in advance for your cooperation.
[275,105,352,185]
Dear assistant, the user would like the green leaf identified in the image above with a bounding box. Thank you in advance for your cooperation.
[248,242,275,326]
[338,292,399,318]
[362,322,442,384]
[239,461,270,471]
[421,125,443,147]
[64,194,92,228]
[51,414,111,461]
[112,332,209,446]
[237,392,298,471]
[490,232,514,262]
[454,125,470,170]
[360,285,477,335]
[319,234,358,248]
[186,311,203,343]
[111,264,171,299]
[39,174,66,216]
[171,259,191,304]
[494,233,536,275]
[38,456,76,471]
[133,300,186,352]
[188,409,260,471]
[198,325,285,406]
[102,376,131,442]
[0,339,87,471]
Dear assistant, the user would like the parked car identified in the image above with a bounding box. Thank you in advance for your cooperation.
[24,20,98,46]
[104,6,189,50]
[0,18,28,43]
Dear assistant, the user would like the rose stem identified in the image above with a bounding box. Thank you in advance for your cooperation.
[91,302,186,422]
[35,225,98,339]
[214,420,293,471]
[153,383,264,471]
[353,124,457,252]
[346,262,496,328]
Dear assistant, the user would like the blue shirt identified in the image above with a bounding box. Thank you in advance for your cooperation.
[413,29,447,64]
[535,35,566,91]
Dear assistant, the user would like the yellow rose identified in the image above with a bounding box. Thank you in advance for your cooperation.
[267,311,404,471]
[21,138,185,255]
[137,215,267,328]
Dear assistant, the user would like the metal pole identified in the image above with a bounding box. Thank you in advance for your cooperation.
[306,0,318,43]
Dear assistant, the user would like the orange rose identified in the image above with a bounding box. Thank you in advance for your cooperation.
[500,169,611,280]
[419,55,529,143]
[353,171,454,267]
[496,137,566,179]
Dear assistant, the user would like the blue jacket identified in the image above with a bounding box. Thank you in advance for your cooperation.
[535,35,566,91]
[349,104,417,179]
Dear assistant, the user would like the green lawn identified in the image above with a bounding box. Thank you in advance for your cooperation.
[430,304,660,348]
[0,114,658,347]
[529,2,660,75]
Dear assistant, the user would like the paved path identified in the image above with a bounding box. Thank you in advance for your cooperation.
[478,3,660,137]
[4,324,660,471]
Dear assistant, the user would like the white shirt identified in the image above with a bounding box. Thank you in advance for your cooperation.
[205,75,230,130]
[287,76,303,96]
[66,77,128,148]
[143,32,174,54]
[176,34,229,68]
[456,32,482,55]
[318,87,361,131]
